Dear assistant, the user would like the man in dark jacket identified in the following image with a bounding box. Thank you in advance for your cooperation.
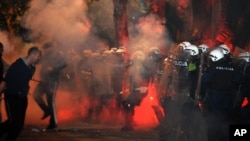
[33,42,67,130]
[0,47,41,141]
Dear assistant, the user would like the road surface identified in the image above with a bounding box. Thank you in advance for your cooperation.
[16,123,159,141]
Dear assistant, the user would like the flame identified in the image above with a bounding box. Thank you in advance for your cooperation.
[242,97,249,108]
[58,108,76,122]
[133,83,163,129]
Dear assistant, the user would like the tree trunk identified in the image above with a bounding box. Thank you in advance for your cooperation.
[113,0,129,48]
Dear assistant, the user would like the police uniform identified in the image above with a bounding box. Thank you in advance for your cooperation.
[233,58,250,124]
[172,51,190,104]
[110,52,127,110]
[202,58,241,141]
[240,63,250,123]
[121,51,151,131]
[187,55,200,100]
[77,50,94,96]
[89,52,114,121]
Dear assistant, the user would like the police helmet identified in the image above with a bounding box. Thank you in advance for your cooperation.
[110,47,117,53]
[218,44,230,55]
[149,47,161,55]
[209,48,224,62]
[103,51,111,55]
[239,52,250,62]
[178,41,191,50]
[183,45,199,56]
[83,49,92,55]
[116,47,126,54]
[198,44,209,53]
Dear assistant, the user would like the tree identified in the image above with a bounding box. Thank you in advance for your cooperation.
[0,0,30,35]
[112,0,129,48]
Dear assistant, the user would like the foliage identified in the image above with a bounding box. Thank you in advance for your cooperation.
[0,0,30,35]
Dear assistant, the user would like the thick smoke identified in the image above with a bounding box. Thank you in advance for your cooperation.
[0,32,15,54]
[18,0,92,126]
[129,13,169,53]
[0,31,38,66]
[19,0,124,126]
[87,0,115,47]
[22,0,90,49]
[20,0,171,128]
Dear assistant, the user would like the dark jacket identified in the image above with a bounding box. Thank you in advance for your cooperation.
[201,59,243,116]
[3,58,35,98]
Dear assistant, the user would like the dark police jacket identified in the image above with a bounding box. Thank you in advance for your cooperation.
[201,60,240,92]
[201,59,243,115]
[3,58,35,98]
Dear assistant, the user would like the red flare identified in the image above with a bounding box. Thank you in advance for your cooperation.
[242,97,249,108]
[133,83,164,129]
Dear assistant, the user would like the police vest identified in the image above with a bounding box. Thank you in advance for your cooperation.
[211,63,235,90]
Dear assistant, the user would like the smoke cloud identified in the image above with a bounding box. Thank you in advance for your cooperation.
[0,31,15,54]
[17,0,92,126]
[21,0,172,129]
[22,0,90,49]
[129,13,170,54]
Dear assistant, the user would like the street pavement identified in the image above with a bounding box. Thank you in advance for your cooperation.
[15,123,159,141]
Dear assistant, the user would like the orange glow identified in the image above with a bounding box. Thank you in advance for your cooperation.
[52,90,89,123]
[56,92,123,124]
[242,97,249,108]
[58,108,76,122]
[133,83,163,129]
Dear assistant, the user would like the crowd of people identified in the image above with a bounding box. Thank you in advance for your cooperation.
[157,42,250,141]
[0,40,249,141]
[74,41,250,141]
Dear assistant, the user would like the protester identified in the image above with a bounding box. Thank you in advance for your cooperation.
[0,47,41,141]
[33,42,67,130]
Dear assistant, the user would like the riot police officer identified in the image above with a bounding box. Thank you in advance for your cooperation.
[158,41,200,141]
[171,41,192,104]
[234,52,250,124]
[183,44,200,101]
[197,44,210,102]
[110,47,127,111]
[201,48,242,141]
[121,50,150,131]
